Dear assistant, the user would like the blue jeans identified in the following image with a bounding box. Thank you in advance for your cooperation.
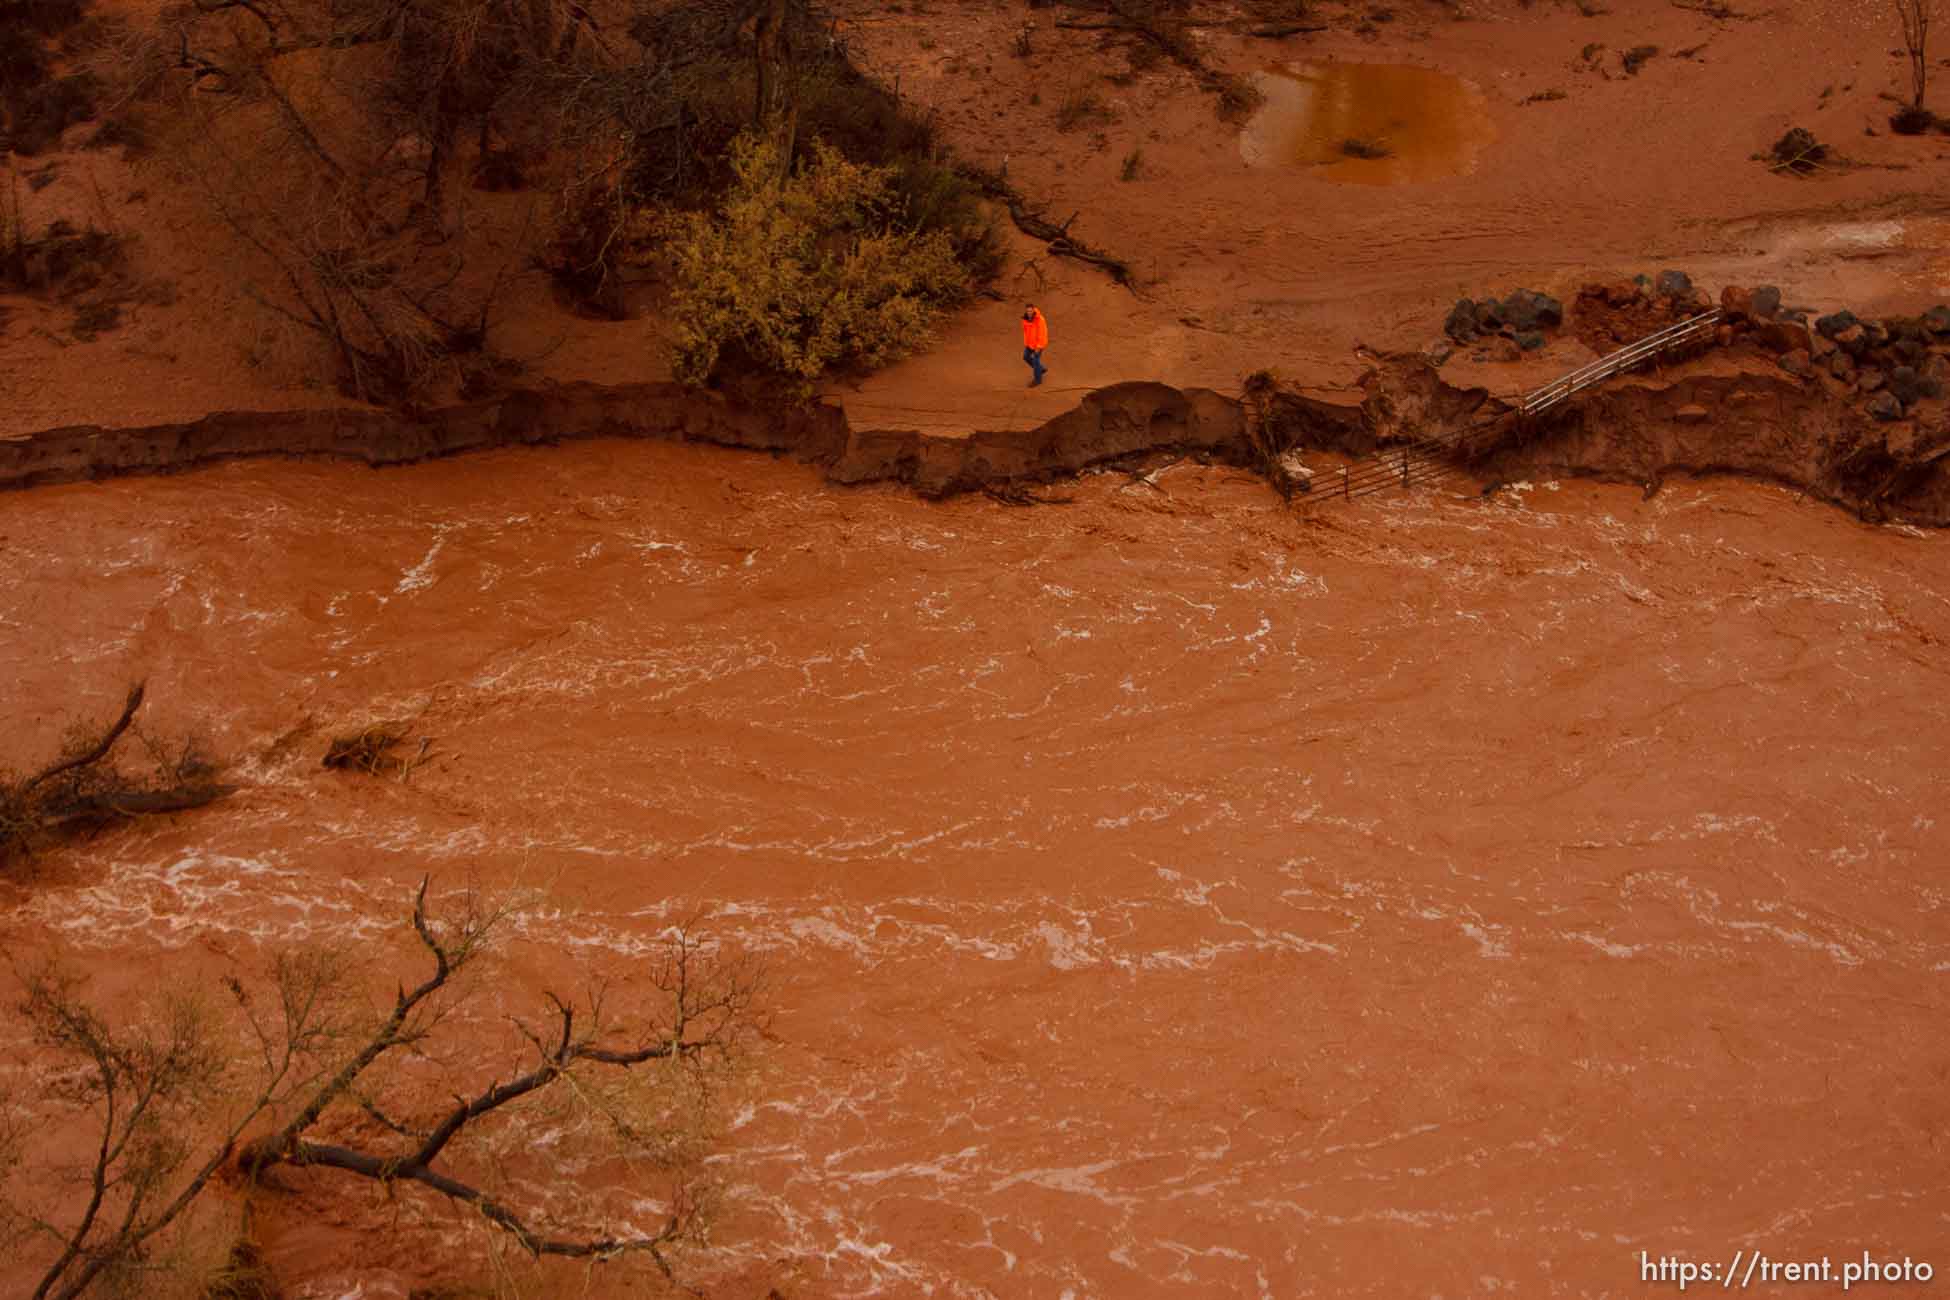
[1023,346,1046,383]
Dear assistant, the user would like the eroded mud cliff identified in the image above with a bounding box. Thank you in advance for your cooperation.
[3,349,1947,523]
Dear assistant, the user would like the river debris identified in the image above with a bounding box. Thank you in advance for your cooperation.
[1,682,233,866]
[981,482,1077,507]
[323,723,433,777]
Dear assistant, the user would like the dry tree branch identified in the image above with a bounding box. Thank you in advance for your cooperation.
[15,880,759,1296]
[15,685,146,800]
[2,683,233,866]
[1894,0,1932,109]
[237,910,759,1268]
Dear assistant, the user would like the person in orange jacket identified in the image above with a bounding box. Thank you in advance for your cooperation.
[1020,304,1049,387]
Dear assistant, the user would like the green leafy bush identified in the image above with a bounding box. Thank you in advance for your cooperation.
[663,132,971,397]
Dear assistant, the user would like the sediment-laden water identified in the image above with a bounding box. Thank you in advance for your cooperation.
[3,441,1946,1297]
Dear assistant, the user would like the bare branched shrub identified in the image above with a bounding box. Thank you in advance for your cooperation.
[526,52,693,317]
[4,879,765,1299]
[147,62,529,402]
[0,683,231,868]
[80,0,587,400]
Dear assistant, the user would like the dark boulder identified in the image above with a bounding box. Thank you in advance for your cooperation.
[1500,289,1564,331]
[1655,269,1693,298]
[1887,366,1922,405]
[1922,305,1950,336]
[1868,391,1904,421]
[1750,286,1782,319]
[1515,330,1548,351]
[1444,299,1482,342]
[1815,309,1858,339]
[1888,337,1927,367]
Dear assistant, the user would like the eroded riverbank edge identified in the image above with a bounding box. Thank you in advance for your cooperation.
[4,356,1947,523]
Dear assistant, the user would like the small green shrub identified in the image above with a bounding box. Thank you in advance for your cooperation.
[662,133,973,398]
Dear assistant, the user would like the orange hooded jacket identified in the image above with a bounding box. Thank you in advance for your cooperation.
[1021,308,1048,350]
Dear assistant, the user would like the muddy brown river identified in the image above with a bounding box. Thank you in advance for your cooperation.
[3,441,1948,1297]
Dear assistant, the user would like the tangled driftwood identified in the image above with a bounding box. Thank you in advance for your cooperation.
[1,683,233,865]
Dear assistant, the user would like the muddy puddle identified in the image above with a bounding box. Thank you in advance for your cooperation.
[1239,60,1495,183]
[3,443,1949,1296]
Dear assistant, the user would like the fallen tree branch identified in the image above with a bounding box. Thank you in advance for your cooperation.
[17,684,145,798]
[961,168,1139,291]
[3,683,235,866]
[277,1140,685,1266]
[19,881,760,1299]
[982,483,1077,506]
[235,897,758,1269]
[1059,0,1262,116]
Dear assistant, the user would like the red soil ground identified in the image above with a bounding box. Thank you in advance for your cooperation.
[4,0,1949,437]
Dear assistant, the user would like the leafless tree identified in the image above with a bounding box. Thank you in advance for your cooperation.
[1895,0,1933,110]
[5,879,763,1299]
[87,0,615,398]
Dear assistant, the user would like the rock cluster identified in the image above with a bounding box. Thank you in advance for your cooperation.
[1443,288,1565,360]
[1725,287,1950,423]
